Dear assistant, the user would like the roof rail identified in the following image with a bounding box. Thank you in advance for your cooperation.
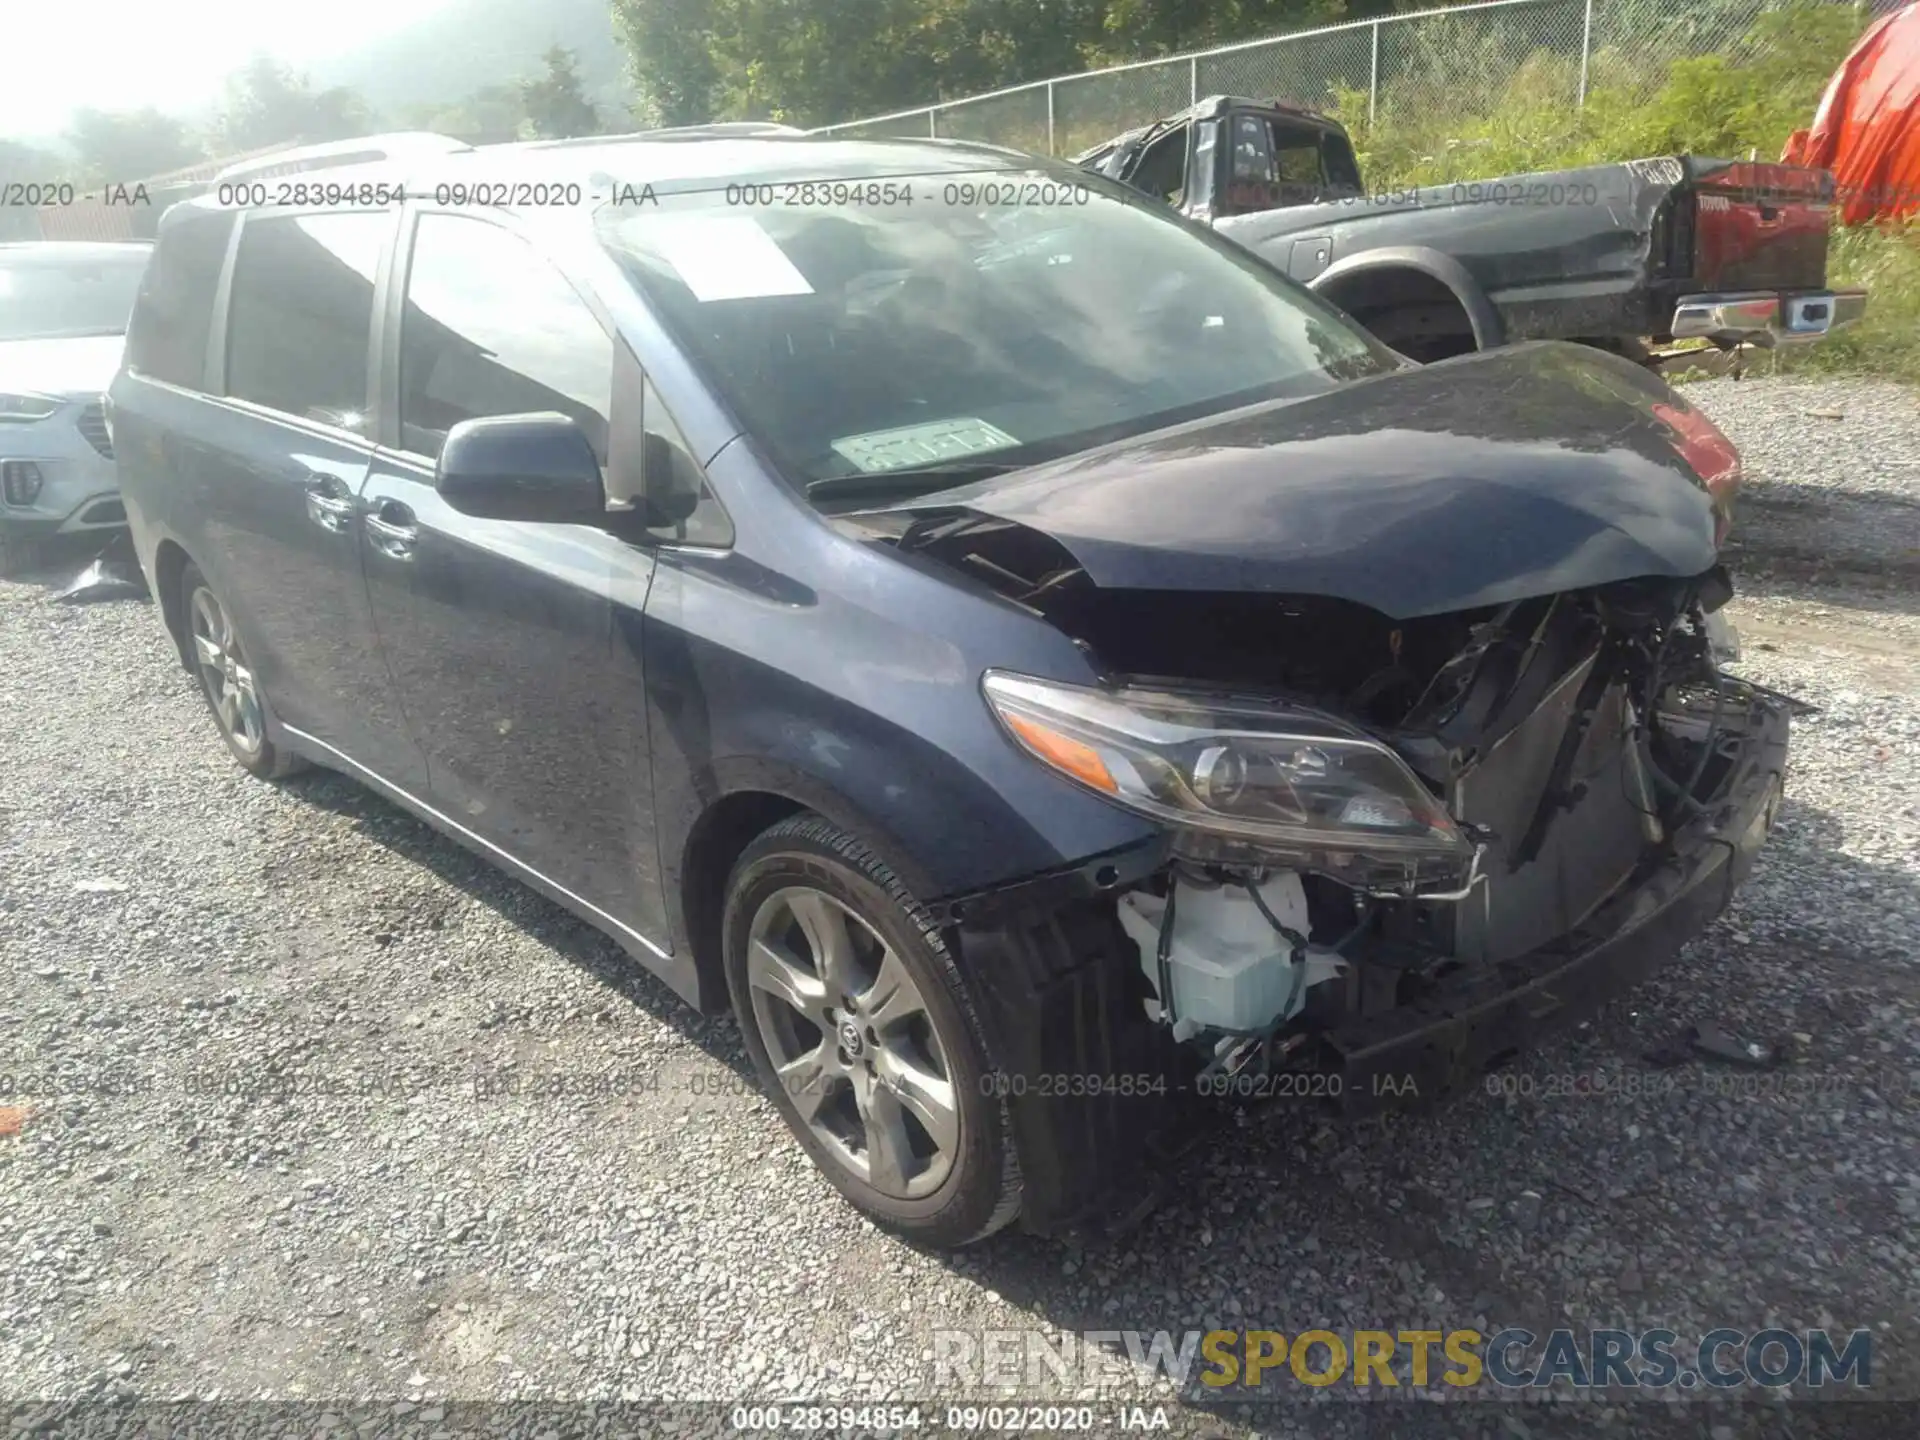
[643,121,808,139]
[214,132,471,183]
[514,122,808,150]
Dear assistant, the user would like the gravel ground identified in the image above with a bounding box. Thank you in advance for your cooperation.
[2,375,1917,1438]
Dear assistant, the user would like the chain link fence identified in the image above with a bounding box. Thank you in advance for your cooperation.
[814,0,1846,158]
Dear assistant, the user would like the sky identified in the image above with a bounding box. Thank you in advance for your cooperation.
[3,0,455,143]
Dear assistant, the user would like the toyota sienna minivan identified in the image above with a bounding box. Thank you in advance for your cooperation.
[110,133,1788,1247]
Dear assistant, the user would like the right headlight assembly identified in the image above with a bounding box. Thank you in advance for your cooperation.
[982,670,1471,860]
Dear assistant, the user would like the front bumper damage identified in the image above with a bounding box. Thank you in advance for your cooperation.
[945,625,1790,1240]
[854,342,1788,1239]
[1327,685,1786,1116]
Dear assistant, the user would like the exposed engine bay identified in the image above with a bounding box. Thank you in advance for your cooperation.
[886,508,1779,1092]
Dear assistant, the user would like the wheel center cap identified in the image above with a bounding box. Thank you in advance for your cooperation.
[838,1018,865,1057]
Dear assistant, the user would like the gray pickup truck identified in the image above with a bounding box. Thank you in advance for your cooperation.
[1077,94,1867,363]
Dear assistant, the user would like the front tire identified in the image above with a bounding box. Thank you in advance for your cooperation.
[722,813,1021,1247]
[179,562,305,780]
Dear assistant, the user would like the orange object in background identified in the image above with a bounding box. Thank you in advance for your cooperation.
[1784,1,1920,225]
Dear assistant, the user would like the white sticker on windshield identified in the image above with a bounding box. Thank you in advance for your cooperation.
[650,215,814,302]
[830,418,1021,474]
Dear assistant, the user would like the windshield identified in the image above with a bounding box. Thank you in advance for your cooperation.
[0,249,150,342]
[598,167,1393,498]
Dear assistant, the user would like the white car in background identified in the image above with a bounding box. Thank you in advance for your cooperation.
[0,241,152,573]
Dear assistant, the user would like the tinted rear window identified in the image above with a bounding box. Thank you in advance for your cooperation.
[124,214,232,388]
[224,212,390,430]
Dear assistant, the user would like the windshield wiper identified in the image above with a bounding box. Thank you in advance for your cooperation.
[804,459,1026,501]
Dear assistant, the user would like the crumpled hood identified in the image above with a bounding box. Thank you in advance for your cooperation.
[0,335,125,400]
[884,342,1730,620]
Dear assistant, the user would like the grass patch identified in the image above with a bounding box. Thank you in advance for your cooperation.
[1776,222,1920,384]
[1332,3,1864,190]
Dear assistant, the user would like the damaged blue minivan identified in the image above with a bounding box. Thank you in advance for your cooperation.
[110,133,1788,1247]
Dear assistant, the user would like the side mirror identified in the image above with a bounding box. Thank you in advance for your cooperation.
[436,412,607,524]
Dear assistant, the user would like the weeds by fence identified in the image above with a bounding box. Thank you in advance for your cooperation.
[813,0,1866,179]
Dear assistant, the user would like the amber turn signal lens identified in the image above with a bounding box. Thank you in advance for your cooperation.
[1003,712,1119,794]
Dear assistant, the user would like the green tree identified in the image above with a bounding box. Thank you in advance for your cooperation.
[612,0,1360,130]
[0,140,77,236]
[217,55,376,152]
[705,0,950,123]
[1090,0,1346,64]
[615,0,723,126]
[404,85,530,146]
[519,45,606,138]
[657,0,1103,127]
[0,139,75,186]
[64,108,204,185]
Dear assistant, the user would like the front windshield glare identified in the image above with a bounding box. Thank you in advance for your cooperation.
[598,171,1391,494]
[0,254,149,343]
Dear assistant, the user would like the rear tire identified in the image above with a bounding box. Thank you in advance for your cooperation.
[179,562,306,780]
[722,813,1021,1247]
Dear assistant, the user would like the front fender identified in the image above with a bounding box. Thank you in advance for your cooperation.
[687,752,959,907]
[646,633,1155,907]
[639,535,1162,1001]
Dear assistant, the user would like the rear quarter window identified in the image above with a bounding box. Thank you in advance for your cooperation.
[125,210,235,390]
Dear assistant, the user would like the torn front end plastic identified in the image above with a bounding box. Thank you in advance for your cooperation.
[942,559,1788,1238]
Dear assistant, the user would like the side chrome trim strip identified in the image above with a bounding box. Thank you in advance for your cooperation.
[281,724,672,961]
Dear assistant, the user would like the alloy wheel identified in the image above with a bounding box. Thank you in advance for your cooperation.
[189,585,264,755]
[745,885,960,1199]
